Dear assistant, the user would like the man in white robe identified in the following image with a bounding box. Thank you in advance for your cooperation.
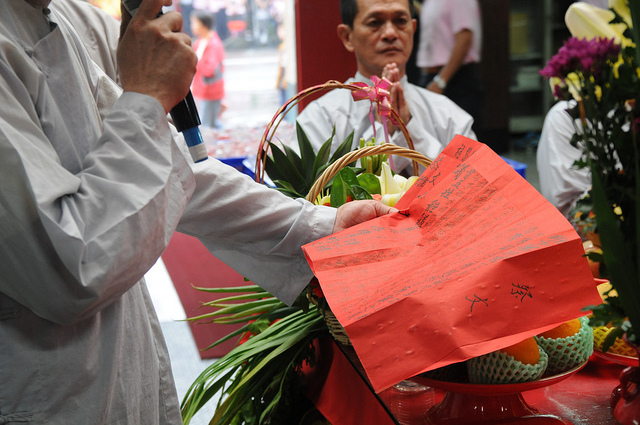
[536,100,591,218]
[296,0,476,174]
[0,0,393,423]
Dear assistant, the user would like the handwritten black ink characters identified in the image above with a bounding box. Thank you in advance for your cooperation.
[511,283,533,302]
[466,294,489,312]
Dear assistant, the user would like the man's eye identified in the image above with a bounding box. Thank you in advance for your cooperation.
[367,20,381,27]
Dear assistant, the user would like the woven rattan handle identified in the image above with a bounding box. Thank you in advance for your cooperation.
[255,80,419,183]
[305,144,432,203]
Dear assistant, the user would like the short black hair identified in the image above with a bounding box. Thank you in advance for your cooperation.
[191,10,215,30]
[340,0,415,28]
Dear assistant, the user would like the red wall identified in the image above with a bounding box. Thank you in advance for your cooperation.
[295,0,357,110]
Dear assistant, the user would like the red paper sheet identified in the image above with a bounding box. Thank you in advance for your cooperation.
[302,136,603,392]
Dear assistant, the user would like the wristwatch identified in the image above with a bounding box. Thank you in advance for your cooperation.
[432,74,447,90]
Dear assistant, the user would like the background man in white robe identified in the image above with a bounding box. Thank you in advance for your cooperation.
[296,0,476,175]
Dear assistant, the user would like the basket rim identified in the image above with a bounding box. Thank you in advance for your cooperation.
[255,79,421,183]
[305,144,432,202]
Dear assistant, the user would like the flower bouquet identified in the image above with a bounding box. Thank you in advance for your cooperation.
[539,0,640,352]
[180,79,430,425]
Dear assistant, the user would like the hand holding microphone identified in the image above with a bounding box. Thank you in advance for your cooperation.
[118,0,208,162]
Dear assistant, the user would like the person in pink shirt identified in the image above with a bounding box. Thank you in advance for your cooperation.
[190,10,226,128]
[416,0,483,134]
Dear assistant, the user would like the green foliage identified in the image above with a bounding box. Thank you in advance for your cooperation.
[555,2,640,346]
[264,123,355,198]
[329,167,373,207]
[181,286,327,425]
[358,137,388,175]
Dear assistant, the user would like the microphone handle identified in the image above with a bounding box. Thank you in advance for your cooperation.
[121,0,208,163]
[170,92,208,163]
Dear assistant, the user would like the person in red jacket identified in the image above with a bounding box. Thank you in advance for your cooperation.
[190,10,225,128]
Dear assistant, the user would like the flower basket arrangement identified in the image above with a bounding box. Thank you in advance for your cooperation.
[180,79,431,425]
[540,0,640,352]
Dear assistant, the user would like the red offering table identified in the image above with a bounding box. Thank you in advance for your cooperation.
[305,337,624,425]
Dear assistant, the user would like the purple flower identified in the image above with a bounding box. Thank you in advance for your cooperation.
[540,37,620,79]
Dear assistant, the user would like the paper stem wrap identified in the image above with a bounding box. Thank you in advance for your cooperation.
[351,75,399,145]
[302,135,602,392]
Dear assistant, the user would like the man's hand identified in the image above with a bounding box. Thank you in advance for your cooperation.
[380,63,412,134]
[117,0,196,113]
[427,80,445,94]
[332,200,397,233]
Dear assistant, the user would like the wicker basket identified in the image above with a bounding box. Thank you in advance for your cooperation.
[255,80,423,183]
[255,80,433,346]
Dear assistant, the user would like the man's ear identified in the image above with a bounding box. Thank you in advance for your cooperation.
[337,24,355,53]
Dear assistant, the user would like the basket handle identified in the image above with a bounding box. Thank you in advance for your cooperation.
[255,80,420,183]
[305,144,432,203]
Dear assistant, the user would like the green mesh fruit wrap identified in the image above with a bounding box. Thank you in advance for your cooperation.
[593,325,639,357]
[535,316,593,376]
[467,345,548,384]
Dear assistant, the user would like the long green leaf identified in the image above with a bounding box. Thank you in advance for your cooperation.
[265,142,307,193]
[200,306,304,350]
[210,314,324,424]
[295,121,317,182]
[590,161,640,336]
[199,293,276,304]
[188,300,281,322]
[312,137,333,182]
[192,284,266,294]
[181,308,323,420]
[281,143,304,177]
[330,171,349,207]
[271,179,304,198]
[330,130,356,163]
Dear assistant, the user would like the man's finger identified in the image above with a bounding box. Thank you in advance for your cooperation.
[133,0,166,20]
[159,11,185,33]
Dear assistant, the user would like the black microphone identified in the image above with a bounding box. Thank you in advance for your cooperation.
[121,0,208,163]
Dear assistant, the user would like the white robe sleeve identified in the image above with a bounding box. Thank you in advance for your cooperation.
[536,101,591,217]
[177,156,337,305]
[0,82,195,325]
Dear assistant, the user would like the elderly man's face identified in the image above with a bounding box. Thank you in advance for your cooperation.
[338,0,416,79]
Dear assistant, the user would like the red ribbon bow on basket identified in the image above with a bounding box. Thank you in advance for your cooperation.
[351,76,399,145]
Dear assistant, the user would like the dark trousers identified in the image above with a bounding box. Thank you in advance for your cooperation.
[421,62,484,135]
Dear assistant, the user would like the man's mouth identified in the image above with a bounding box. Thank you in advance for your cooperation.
[381,47,402,54]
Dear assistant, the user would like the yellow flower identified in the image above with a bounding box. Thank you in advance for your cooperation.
[381,192,403,207]
[566,72,583,101]
[377,170,419,207]
[613,56,625,78]
[378,162,403,196]
[609,0,632,29]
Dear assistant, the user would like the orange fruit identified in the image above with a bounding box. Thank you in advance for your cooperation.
[538,318,581,340]
[500,337,540,365]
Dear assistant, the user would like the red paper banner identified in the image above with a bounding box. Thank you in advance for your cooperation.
[302,136,602,392]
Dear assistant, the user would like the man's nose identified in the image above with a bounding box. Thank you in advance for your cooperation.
[381,21,398,40]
